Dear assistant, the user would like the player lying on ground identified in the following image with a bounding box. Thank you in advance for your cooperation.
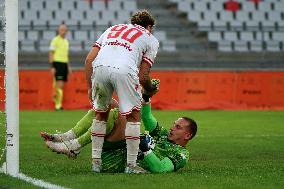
[41,95,197,173]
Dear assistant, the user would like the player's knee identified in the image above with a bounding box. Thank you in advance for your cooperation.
[126,110,140,122]
[95,111,109,121]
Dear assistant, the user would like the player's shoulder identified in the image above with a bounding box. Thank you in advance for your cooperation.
[63,37,69,44]
[149,35,159,46]
[132,24,153,37]
[51,35,59,42]
[50,36,60,46]
[104,24,129,34]
[172,145,190,161]
[109,23,129,29]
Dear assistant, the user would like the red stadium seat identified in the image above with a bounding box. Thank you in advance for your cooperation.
[224,0,240,12]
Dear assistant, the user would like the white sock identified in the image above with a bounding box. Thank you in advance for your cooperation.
[125,122,141,166]
[68,139,81,151]
[65,130,77,140]
[54,130,76,141]
[91,119,106,160]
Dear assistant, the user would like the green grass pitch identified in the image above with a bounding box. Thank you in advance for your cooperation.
[0,110,283,189]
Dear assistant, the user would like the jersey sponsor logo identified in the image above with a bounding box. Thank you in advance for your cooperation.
[102,40,133,52]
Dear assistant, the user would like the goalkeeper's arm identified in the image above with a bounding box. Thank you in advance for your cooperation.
[141,100,157,133]
[141,78,160,133]
[143,150,174,173]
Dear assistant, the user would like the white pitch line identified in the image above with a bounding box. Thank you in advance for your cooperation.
[17,173,69,189]
[0,163,68,189]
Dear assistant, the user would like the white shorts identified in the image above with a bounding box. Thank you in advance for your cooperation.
[92,66,142,115]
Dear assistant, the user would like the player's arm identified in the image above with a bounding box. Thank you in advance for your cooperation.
[139,136,174,173]
[49,39,56,75]
[141,99,157,133]
[140,139,188,173]
[67,42,72,75]
[143,150,174,173]
[138,61,156,96]
[48,51,55,76]
[141,78,160,133]
[139,36,159,96]
[85,30,105,90]
[48,51,54,64]
[85,46,100,101]
[49,39,56,66]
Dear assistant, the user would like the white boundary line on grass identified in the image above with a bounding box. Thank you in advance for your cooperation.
[17,173,69,189]
[0,163,68,189]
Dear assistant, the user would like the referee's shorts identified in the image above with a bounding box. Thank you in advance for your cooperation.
[53,62,68,82]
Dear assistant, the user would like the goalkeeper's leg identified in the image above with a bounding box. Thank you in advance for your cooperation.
[45,128,92,159]
[45,139,81,159]
[44,109,119,159]
[40,109,95,142]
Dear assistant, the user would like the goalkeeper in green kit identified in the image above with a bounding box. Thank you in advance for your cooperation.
[41,80,198,173]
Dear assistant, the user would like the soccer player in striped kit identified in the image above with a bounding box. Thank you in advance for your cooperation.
[84,10,159,173]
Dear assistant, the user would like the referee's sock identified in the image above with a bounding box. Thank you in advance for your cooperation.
[55,88,63,110]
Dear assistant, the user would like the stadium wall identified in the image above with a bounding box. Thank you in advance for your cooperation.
[0,70,284,110]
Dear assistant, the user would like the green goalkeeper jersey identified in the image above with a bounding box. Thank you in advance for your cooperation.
[100,103,190,173]
[140,102,190,172]
[138,123,190,172]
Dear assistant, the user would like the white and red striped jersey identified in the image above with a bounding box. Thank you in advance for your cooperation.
[92,24,159,74]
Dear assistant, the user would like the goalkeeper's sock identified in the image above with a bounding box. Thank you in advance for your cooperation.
[91,119,106,160]
[67,139,81,151]
[53,130,76,141]
[78,129,92,147]
[125,122,141,166]
[72,110,95,137]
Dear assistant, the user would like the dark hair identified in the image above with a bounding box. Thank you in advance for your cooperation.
[182,117,197,140]
[131,10,156,29]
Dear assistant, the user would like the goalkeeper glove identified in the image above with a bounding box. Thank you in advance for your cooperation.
[138,133,155,160]
[139,133,155,152]
[142,79,160,102]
